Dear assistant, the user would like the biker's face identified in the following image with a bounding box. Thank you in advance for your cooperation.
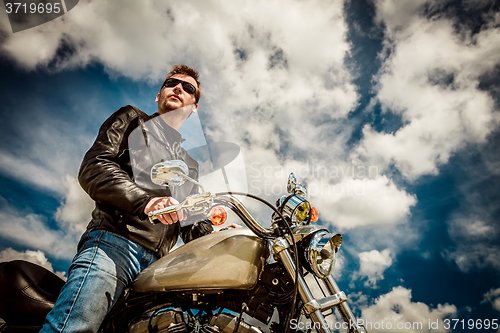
[156,74,198,114]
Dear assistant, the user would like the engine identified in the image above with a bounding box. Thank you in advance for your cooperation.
[128,309,263,333]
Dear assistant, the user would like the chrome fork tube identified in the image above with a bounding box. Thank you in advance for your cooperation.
[274,237,367,333]
[277,246,333,333]
[323,275,367,333]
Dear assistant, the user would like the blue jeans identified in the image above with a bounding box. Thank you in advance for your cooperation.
[40,230,159,333]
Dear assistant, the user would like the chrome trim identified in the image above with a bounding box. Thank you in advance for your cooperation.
[276,244,333,333]
[272,237,291,254]
[323,275,367,333]
[292,225,324,237]
[215,195,276,237]
[150,160,206,193]
[274,225,325,248]
[287,173,307,197]
[304,292,347,313]
[148,193,276,235]
[276,240,366,333]
[306,232,342,278]
[278,194,310,223]
[175,171,206,193]
[151,160,189,187]
[147,192,212,224]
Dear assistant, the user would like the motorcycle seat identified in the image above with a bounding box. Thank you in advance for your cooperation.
[0,260,65,328]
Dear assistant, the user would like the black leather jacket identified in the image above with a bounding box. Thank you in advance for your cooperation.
[78,105,212,256]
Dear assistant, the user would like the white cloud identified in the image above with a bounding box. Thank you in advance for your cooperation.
[243,157,418,258]
[355,2,500,181]
[308,176,417,229]
[0,247,52,268]
[244,156,419,257]
[0,200,79,260]
[373,0,443,36]
[0,1,362,241]
[0,0,354,94]
[332,251,345,280]
[357,249,393,288]
[448,215,498,241]
[444,196,500,272]
[0,247,66,279]
[54,174,94,234]
[0,0,362,252]
[360,286,457,332]
[443,244,500,273]
[482,287,500,312]
[0,114,94,251]
[0,115,92,195]
[0,150,66,194]
[0,0,359,165]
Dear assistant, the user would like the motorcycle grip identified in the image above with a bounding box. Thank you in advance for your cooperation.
[147,203,179,224]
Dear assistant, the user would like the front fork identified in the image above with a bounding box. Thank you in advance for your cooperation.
[274,238,366,333]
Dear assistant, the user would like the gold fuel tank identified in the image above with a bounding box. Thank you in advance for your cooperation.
[132,228,269,293]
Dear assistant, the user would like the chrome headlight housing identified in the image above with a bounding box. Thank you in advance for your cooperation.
[276,194,311,223]
[304,230,342,278]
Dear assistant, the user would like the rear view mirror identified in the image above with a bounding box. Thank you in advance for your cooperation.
[151,160,189,187]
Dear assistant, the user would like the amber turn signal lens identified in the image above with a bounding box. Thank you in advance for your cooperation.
[310,207,319,222]
[210,206,227,226]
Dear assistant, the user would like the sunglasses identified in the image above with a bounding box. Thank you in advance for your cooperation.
[162,78,197,95]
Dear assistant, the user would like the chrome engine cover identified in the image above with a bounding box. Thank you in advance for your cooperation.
[133,228,269,293]
[128,310,262,333]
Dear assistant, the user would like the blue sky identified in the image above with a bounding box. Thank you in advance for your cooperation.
[1,0,500,332]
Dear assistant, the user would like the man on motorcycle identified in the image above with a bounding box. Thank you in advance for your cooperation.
[41,65,213,333]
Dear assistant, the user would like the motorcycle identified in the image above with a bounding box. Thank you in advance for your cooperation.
[0,159,367,333]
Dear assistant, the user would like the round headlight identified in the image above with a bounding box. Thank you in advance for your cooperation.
[277,195,311,223]
[305,231,342,278]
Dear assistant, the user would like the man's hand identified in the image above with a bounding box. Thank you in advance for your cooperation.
[144,197,186,225]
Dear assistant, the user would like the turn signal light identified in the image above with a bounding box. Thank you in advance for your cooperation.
[310,207,319,222]
[210,206,227,226]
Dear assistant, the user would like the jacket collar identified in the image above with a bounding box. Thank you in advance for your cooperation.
[149,112,186,144]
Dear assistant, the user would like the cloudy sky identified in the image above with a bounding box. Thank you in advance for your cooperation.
[1,0,500,331]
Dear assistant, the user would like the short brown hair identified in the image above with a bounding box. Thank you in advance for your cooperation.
[162,64,201,103]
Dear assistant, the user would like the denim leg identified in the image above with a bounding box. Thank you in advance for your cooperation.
[41,230,158,333]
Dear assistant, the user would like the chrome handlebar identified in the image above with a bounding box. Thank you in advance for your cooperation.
[214,195,276,238]
[147,192,275,237]
[147,192,213,225]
